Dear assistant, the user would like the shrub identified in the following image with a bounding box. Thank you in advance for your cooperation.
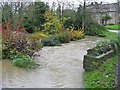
[64,30,72,43]
[55,32,71,43]
[96,40,111,48]
[2,18,35,58]
[31,32,47,41]
[55,33,66,43]
[42,10,63,34]
[70,29,84,41]
[2,32,37,59]
[2,32,40,68]
[85,22,106,36]
[57,28,72,43]
[33,26,40,32]
[1,18,39,68]
[41,30,72,46]
[41,35,61,46]
[23,16,34,33]
[10,52,38,68]
[29,32,48,50]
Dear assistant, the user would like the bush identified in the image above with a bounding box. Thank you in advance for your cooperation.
[23,16,34,33]
[2,18,38,59]
[96,40,111,47]
[70,29,84,41]
[85,22,106,36]
[41,35,61,46]
[55,33,66,43]
[63,30,72,43]
[31,32,47,41]
[42,10,63,34]
[1,18,39,68]
[2,32,39,59]
[10,52,38,68]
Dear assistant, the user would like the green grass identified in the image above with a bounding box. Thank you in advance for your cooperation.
[103,30,120,44]
[83,30,120,88]
[10,52,39,69]
[84,55,118,88]
[105,24,120,30]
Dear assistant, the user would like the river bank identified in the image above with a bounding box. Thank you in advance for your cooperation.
[1,36,102,88]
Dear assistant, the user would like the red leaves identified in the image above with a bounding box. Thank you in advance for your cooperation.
[16,18,21,33]
[6,22,11,31]
[2,18,27,40]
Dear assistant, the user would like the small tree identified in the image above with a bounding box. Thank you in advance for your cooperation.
[42,10,63,34]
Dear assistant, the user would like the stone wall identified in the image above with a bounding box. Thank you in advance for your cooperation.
[83,41,119,71]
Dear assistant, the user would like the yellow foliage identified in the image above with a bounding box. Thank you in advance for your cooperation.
[70,28,85,40]
[31,32,47,41]
[43,10,63,34]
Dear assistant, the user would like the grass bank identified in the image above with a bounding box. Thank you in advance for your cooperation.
[105,24,120,30]
[103,30,120,44]
[83,30,119,88]
[84,55,118,88]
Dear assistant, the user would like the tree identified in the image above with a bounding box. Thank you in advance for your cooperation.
[42,10,63,34]
[23,16,34,33]
[62,4,83,30]
[33,2,48,30]
[75,5,84,29]
[62,9,76,28]
[2,2,13,23]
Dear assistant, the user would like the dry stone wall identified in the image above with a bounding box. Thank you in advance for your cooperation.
[83,41,120,71]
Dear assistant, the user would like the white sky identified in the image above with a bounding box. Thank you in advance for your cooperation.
[40,0,118,7]
[0,0,118,3]
[41,0,117,4]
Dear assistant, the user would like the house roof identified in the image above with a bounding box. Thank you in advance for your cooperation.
[86,2,119,13]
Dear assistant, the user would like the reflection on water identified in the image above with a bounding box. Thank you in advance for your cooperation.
[0,36,102,88]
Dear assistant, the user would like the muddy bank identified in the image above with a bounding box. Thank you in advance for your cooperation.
[1,36,102,88]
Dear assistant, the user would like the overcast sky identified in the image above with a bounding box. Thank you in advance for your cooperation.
[39,0,118,8]
[41,0,117,4]
[0,0,118,3]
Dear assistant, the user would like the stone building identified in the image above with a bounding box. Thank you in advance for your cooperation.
[87,2,120,25]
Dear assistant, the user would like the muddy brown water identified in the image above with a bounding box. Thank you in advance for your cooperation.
[0,36,102,88]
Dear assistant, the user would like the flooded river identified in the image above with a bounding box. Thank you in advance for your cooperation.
[0,36,102,88]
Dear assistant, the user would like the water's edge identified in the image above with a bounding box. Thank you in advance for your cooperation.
[0,36,102,88]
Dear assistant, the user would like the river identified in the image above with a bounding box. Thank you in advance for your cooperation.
[0,36,102,88]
